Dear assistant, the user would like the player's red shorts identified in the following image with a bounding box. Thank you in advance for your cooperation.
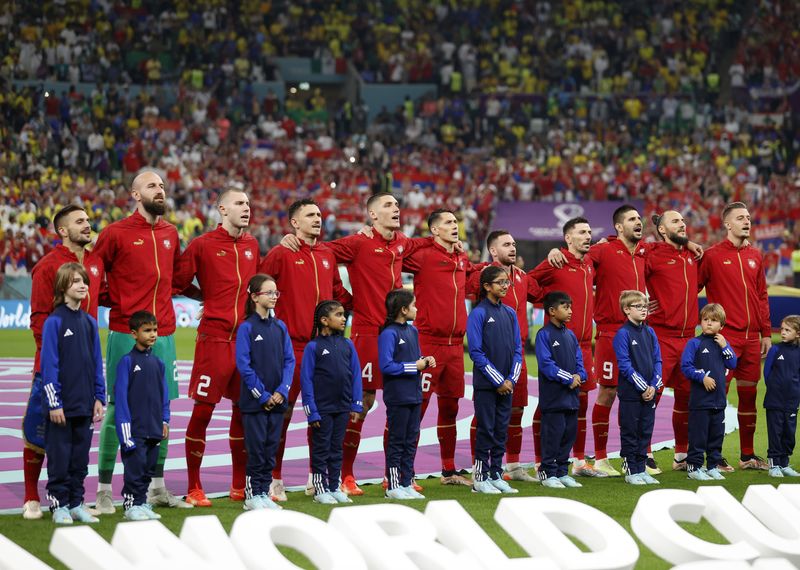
[595,328,621,387]
[287,342,307,405]
[420,340,465,400]
[353,333,381,391]
[725,335,763,383]
[579,341,597,392]
[511,357,529,407]
[654,332,692,391]
[189,334,240,404]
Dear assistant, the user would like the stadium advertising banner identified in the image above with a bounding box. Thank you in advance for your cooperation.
[5,487,800,568]
[0,297,201,330]
[494,201,645,241]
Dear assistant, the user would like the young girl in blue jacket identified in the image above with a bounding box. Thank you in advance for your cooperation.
[301,300,363,504]
[379,289,436,500]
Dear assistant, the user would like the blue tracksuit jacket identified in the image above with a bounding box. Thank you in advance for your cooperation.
[115,347,170,450]
[613,320,663,401]
[300,334,363,423]
[379,322,423,406]
[467,298,522,390]
[680,334,737,410]
[535,321,587,412]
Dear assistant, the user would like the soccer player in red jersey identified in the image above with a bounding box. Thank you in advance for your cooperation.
[699,201,771,470]
[403,210,483,485]
[261,199,352,500]
[529,217,600,477]
[21,205,104,520]
[173,189,259,506]
[466,230,542,482]
[92,170,189,511]
[646,211,705,472]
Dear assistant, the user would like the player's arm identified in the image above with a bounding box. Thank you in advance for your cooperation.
[332,265,354,310]
[534,328,574,385]
[90,317,106,406]
[378,329,418,376]
[405,235,435,257]
[465,268,481,302]
[509,309,523,385]
[466,307,505,387]
[259,245,282,279]
[278,322,295,400]
[40,317,63,410]
[234,322,272,405]
[29,263,55,350]
[172,239,200,297]
[527,260,554,290]
[348,340,364,414]
[401,243,425,274]
[300,342,322,423]
[526,273,544,304]
[696,249,711,291]
[755,254,772,339]
[326,233,361,264]
[649,328,663,389]
[612,330,648,392]
[114,356,136,450]
[91,224,117,272]
[680,339,708,384]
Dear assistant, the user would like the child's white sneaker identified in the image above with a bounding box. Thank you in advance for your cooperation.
[625,473,647,485]
[688,468,713,481]
[489,477,519,493]
[70,504,99,523]
[639,472,661,485]
[769,466,785,478]
[541,477,566,489]
[385,487,413,499]
[781,466,800,477]
[402,486,426,499]
[313,492,338,505]
[330,490,353,503]
[123,505,150,521]
[558,475,583,488]
[472,480,502,494]
[706,468,725,480]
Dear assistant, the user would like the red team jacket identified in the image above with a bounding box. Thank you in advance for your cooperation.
[260,240,353,345]
[29,245,105,373]
[92,211,181,335]
[645,242,699,338]
[327,232,426,336]
[698,240,771,339]
[466,262,541,342]
[173,226,260,340]
[529,249,594,344]
[403,240,480,345]
[588,236,646,332]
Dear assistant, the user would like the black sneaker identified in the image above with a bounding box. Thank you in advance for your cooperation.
[645,457,662,475]
[717,457,735,473]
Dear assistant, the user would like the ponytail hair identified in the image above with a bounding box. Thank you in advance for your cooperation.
[478,265,508,300]
[312,300,344,338]
[381,288,415,332]
[245,273,276,316]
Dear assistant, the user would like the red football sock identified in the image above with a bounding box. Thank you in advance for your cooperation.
[341,418,364,479]
[272,414,292,480]
[438,397,459,472]
[737,384,758,456]
[573,392,588,460]
[506,409,523,463]
[532,405,542,464]
[23,447,44,502]
[229,405,246,490]
[672,389,690,454]
[469,415,477,464]
[592,402,611,460]
[185,401,215,492]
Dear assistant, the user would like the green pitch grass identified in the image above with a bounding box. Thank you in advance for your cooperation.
[0,328,781,569]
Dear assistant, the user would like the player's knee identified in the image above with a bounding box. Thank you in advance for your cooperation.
[438,397,459,420]
[597,386,616,406]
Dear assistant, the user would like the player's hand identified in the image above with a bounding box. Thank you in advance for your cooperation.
[162,423,169,439]
[703,376,716,391]
[93,400,105,422]
[50,408,66,425]
[196,304,204,321]
[713,333,727,348]
[350,412,361,422]
[687,241,704,260]
[280,234,302,252]
[310,421,321,429]
[760,336,772,358]
[547,248,567,268]
[570,374,582,389]
[454,240,466,253]
[358,225,374,238]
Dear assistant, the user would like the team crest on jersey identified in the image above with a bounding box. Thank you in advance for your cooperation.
[322,258,330,269]
[459,260,465,270]
[515,273,521,282]
[216,250,227,257]
[398,246,404,254]
[244,250,253,260]
[688,258,694,265]
[748,259,757,269]
[163,239,172,250]
[133,239,144,246]
[89,265,100,277]
[639,249,645,254]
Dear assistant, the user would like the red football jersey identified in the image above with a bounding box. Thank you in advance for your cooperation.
[588,236,646,331]
[92,211,180,335]
[645,241,699,338]
[30,245,105,373]
[698,239,771,339]
[260,240,353,345]
[173,225,260,340]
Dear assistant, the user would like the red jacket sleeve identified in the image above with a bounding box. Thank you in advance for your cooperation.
[527,273,543,303]
[528,259,554,289]
[260,245,283,280]
[697,249,711,291]
[333,267,353,310]
[401,244,426,274]
[327,234,361,264]
[173,239,199,296]
[91,225,117,272]
[755,253,771,336]
[29,261,56,348]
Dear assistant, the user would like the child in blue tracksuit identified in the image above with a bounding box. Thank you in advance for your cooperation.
[467,266,523,495]
[236,274,294,511]
[680,303,737,481]
[301,300,363,504]
[613,290,663,486]
[115,310,170,521]
[379,289,436,500]
[40,262,106,524]
[764,315,800,478]
[535,291,586,489]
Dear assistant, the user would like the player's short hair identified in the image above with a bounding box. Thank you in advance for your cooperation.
[53,262,89,308]
[486,229,511,249]
[722,201,749,221]
[287,198,319,221]
[216,188,247,207]
[563,216,590,236]
[427,208,454,230]
[782,315,800,346]
[52,205,85,232]
[699,303,726,325]
[479,265,508,300]
[619,289,647,311]
[129,310,157,331]
[543,291,572,313]
[366,192,396,212]
[613,204,639,226]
